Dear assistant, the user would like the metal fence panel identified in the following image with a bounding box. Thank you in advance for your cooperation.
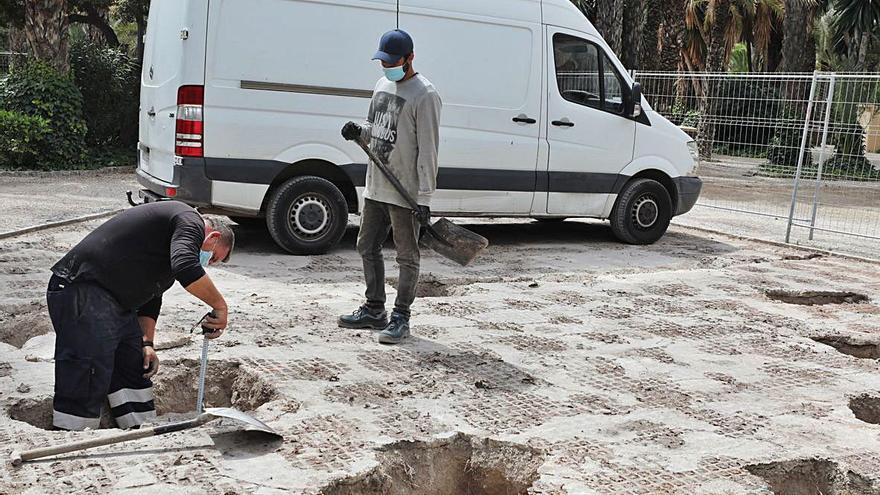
[634,71,880,258]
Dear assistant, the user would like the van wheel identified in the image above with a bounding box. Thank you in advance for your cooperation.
[266,176,348,254]
[610,178,672,245]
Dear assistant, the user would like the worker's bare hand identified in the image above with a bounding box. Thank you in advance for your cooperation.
[143,346,159,379]
[203,308,228,339]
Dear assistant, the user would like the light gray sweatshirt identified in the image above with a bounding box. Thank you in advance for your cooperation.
[359,74,442,209]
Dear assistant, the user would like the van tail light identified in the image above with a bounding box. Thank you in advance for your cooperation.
[176,85,204,158]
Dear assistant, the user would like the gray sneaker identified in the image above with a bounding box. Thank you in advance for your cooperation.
[377,313,411,345]
[338,305,388,329]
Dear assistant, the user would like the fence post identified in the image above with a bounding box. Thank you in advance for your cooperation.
[808,74,836,240]
[785,72,820,244]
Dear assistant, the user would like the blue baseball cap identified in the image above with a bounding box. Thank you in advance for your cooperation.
[372,29,414,64]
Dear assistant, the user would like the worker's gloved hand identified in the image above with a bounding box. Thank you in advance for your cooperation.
[415,205,431,225]
[142,344,159,379]
[341,121,362,142]
[202,307,228,339]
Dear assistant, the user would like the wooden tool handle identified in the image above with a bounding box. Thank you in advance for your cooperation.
[355,138,423,213]
[11,414,212,466]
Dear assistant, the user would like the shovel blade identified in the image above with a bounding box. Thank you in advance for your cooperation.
[421,218,489,267]
[204,408,282,439]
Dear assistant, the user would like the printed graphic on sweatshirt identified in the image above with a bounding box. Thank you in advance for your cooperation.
[368,91,407,164]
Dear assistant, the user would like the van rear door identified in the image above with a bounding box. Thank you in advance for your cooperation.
[138,0,208,184]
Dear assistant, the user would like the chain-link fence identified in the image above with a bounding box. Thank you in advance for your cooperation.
[634,71,880,259]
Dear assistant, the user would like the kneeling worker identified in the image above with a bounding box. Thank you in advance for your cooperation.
[47,201,233,430]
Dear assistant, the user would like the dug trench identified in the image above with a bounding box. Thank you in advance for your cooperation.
[4,359,277,430]
[811,335,880,360]
[765,290,869,306]
[319,433,544,495]
[0,302,52,349]
[849,394,880,425]
[746,458,880,495]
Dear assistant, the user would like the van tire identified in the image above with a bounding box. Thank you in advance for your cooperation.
[610,178,672,245]
[266,176,349,255]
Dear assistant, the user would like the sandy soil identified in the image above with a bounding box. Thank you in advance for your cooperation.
[689,160,880,260]
[1,204,880,493]
[0,168,137,233]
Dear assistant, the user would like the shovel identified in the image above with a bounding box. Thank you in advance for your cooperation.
[10,408,280,466]
[354,138,489,266]
[191,314,280,435]
[10,318,282,467]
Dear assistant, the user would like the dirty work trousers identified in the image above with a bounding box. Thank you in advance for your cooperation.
[47,274,156,430]
[357,199,421,317]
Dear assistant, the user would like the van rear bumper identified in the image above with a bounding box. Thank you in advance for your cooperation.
[136,157,212,206]
[673,177,702,215]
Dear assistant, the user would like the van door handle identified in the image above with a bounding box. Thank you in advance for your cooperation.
[552,120,575,127]
[512,115,537,124]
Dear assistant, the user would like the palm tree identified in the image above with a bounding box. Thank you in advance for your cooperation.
[595,0,626,54]
[695,0,733,158]
[23,0,69,72]
[780,0,819,72]
[831,0,879,69]
[657,0,688,71]
[683,0,784,72]
[622,0,647,68]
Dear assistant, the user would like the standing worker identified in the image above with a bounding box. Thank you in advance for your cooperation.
[47,201,234,430]
[339,29,442,345]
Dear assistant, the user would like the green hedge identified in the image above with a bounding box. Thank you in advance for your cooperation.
[70,39,140,147]
[0,61,87,168]
[0,110,50,169]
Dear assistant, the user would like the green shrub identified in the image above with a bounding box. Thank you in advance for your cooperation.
[70,39,140,147]
[0,60,87,168]
[0,110,50,169]
[713,79,782,157]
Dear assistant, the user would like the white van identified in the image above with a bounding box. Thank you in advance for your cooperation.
[137,0,702,254]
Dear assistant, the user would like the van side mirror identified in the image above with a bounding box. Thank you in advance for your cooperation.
[627,82,643,118]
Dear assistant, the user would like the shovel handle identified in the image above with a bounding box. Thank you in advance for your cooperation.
[353,138,424,215]
[352,138,453,248]
[11,415,213,466]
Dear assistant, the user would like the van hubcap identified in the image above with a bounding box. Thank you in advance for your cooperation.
[290,195,331,238]
[632,195,659,229]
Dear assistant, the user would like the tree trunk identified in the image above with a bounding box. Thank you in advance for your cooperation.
[746,40,753,72]
[72,5,119,47]
[622,0,647,69]
[697,0,732,160]
[857,31,869,71]
[136,11,146,65]
[8,26,28,53]
[6,27,28,71]
[780,0,816,73]
[766,19,783,71]
[24,0,69,73]
[639,0,661,70]
[595,0,625,56]
[657,0,685,72]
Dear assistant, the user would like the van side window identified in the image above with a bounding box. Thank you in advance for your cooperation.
[602,53,625,114]
[553,34,626,115]
[553,34,601,110]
